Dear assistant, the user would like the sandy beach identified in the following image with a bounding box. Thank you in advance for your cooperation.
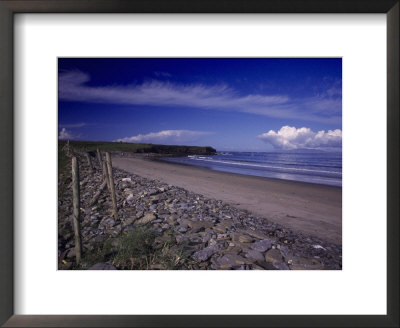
[113,155,342,245]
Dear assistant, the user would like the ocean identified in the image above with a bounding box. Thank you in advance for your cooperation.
[162,151,342,187]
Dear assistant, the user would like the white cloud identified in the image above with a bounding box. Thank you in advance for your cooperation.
[59,122,87,128]
[58,70,341,124]
[115,130,213,144]
[258,126,342,150]
[58,128,76,140]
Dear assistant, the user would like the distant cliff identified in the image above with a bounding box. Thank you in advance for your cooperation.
[60,140,216,156]
[140,144,216,155]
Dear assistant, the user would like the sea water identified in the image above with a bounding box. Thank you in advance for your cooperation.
[162,151,342,187]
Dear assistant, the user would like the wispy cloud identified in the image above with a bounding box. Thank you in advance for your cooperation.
[115,129,213,144]
[258,126,342,150]
[59,70,341,124]
[58,128,79,140]
[59,122,87,128]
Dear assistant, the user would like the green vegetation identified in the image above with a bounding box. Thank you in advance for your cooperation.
[58,140,216,155]
[112,227,156,269]
[80,227,190,270]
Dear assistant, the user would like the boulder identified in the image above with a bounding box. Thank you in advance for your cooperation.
[288,258,324,270]
[243,229,269,240]
[192,244,221,262]
[244,249,265,262]
[265,249,283,263]
[238,235,253,243]
[123,217,136,226]
[134,213,157,225]
[187,220,214,232]
[251,239,273,252]
[215,253,252,269]
[89,262,117,270]
[213,225,227,234]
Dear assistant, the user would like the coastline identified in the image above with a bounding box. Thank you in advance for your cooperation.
[58,150,342,270]
[113,154,342,245]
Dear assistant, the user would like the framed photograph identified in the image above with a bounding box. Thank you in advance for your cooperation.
[1,1,398,327]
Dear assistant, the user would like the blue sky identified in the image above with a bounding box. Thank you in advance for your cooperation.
[58,58,342,151]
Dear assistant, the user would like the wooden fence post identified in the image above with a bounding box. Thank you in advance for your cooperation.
[102,161,111,191]
[105,152,118,222]
[96,148,102,171]
[71,157,82,265]
[85,152,93,174]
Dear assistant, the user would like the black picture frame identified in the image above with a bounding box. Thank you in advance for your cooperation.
[0,1,398,327]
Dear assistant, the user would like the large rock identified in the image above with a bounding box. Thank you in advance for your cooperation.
[216,233,230,241]
[187,220,214,232]
[123,217,136,226]
[148,189,159,196]
[215,253,252,269]
[244,249,265,262]
[155,233,174,245]
[243,229,269,240]
[213,225,227,234]
[228,241,252,252]
[59,261,73,270]
[175,234,186,244]
[89,262,117,270]
[164,215,175,226]
[256,261,279,270]
[150,195,162,203]
[272,262,290,270]
[134,213,157,225]
[192,244,221,262]
[238,235,253,243]
[149,264,165,270]
[265,249,283,263]
[219,220,233,229]
[251,239,273,252]
[288,258,324,270]
[231,232,253,244]
[135,211,144,219]
[66,247,76,258]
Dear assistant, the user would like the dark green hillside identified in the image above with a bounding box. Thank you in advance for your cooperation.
[59,140,216,156]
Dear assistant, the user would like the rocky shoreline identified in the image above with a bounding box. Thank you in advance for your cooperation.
[58,152,342,270]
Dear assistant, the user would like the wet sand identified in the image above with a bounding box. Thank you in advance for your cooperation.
[113,156,342,245]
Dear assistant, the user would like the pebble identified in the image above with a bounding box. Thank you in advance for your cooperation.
[58,151,343,271]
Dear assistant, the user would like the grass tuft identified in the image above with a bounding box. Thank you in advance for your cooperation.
[78,227,193,270]
[111,227,156,269]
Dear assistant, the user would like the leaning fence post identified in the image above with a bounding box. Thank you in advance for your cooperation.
[89,180,107,207]
[85,152,93,174]
[71,157,82,265]
[105,152,118,222]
